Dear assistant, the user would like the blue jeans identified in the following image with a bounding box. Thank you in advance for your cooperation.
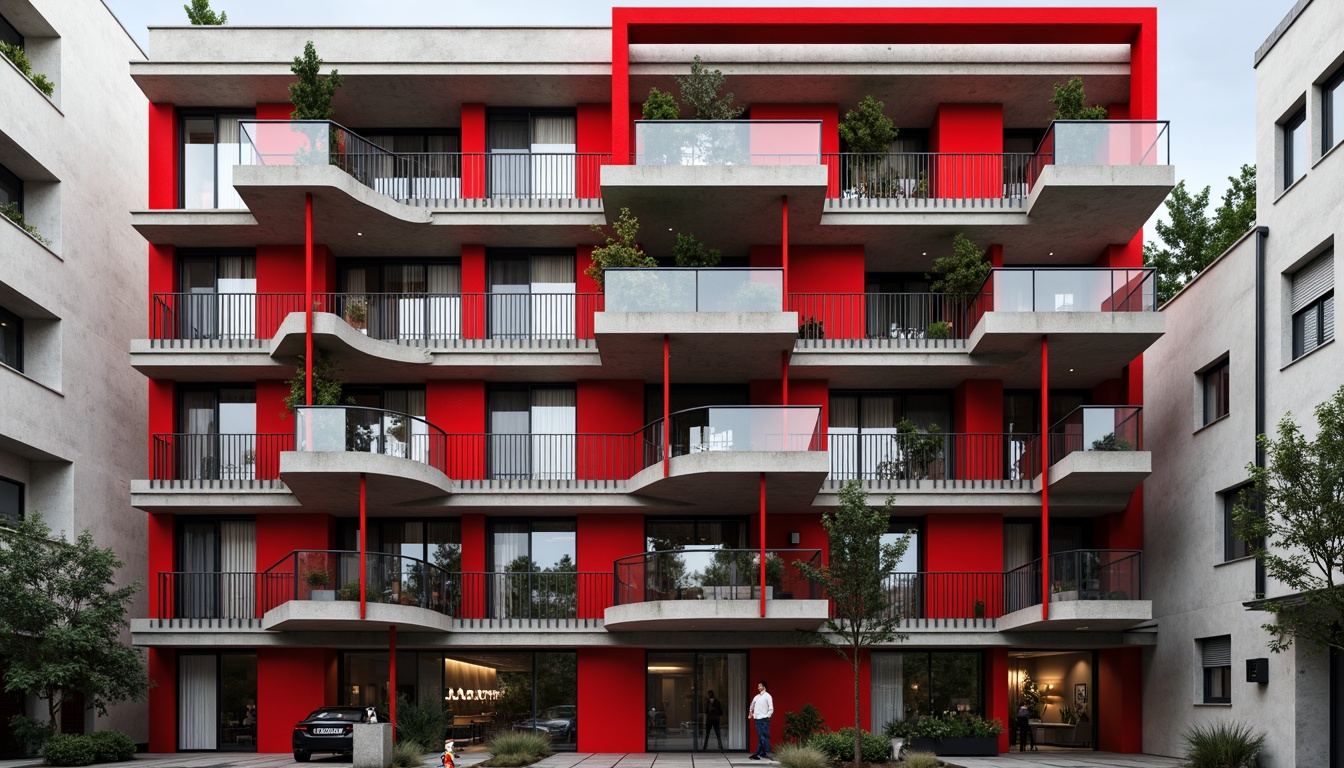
[753,718,771,756]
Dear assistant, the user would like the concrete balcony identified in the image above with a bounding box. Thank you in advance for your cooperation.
[604,548,828,631]
[595,268,798,381]
[999,549,1150,631]
[1045,406,1150,511]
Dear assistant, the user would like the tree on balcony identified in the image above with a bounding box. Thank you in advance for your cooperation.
[796,480,912,767]
[289,41,343,120]
[1049,77,1108,120]
[585,207,656,289]
[184,0,227,24]
[1235,384,1344,656]
[676,56,744,120]
[0,513,148,740]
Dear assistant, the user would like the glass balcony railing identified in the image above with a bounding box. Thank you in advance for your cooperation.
[1048,406,1142,464]
[604,268,783,313]
[652,405,823,457]
[634,120,822,166]
[1038,120,1170,167]
[613,548,822,605]
[294,405,448,473]
[975,268,1158,315]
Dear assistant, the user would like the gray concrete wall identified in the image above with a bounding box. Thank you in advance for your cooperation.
[0,0,147,743]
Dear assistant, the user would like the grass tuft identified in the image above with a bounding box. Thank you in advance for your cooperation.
[1182,721,1266,768]
[775,743,829,768]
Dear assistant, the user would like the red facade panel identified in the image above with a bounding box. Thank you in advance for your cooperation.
[925,514,1003,618]
[752,648,868,736]
[147,648,176,752]
[461,104,486,198]
[148,103,177,210]
[1097,647,1142,752]
[258,648,336,753]
[577,648,645,752]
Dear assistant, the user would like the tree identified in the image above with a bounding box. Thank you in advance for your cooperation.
[928,233,991,302]
[1234,385,1344,656]
[675,56,745,120]
[0,514,148,732]
[289,41,343,120]
[641,87,680,120]
[585,207,656,289]
[838,96,898,154]
[1049,77,1108,120]
[796,480,912,767]
[283,350,350,414]
[184,0,226,24]
[672,232,721,268]
[1144,164,1257,304]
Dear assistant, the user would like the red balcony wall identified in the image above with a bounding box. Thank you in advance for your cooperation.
[255,245,306,337]
[752,104,839,192]
[1097,647,1142,752]
[148,513,175,618]
[986,648,1010,753]
[462,245,487,339]
[149,244,175,338]
[256,380,292,480]
[147,648,176,752]
[577,513,642,618]
[749,378,828,450]
[462,104,486,198]
[258,648,337,753]
[256,102,290,120]
[427,380,486,480]
[925,513,1002,618]
[149,380,175,479]
[256,515,334,575]
[576,246,604,338]
[149,103,177,209]
[758,244,865,340]
[577,380,644,480]
[458,514,487,619]
[578,647,644,752]
[753,648,868,736]
[929,104,1003,199]
[577,104,611,198]
[954,380,1004,480]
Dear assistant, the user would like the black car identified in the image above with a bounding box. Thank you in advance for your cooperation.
[514,705,577,744]
[292,706,375,762]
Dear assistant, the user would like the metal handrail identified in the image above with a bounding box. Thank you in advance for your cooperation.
[612,548,823,605]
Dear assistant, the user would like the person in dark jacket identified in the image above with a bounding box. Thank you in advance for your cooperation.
[702,690,724,750]
[1017,704,1037,752]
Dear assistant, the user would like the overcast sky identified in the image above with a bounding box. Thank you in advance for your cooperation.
[104,0,1297,236]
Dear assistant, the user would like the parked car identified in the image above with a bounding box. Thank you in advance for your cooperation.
[514,705,577,743]
[292,706,378,762]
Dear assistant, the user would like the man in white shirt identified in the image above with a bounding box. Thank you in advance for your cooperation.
[747,680,774,759]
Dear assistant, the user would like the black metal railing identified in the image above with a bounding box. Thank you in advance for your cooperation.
[790,293,972,341]
[875,572,1006,620]
[825,152,1036,200]
[612,548,822,605]
[149,433,293,482]
[158,571,259,620]
[1004,549,1144,613]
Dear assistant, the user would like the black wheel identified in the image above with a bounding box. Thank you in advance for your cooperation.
[294,749,311,762]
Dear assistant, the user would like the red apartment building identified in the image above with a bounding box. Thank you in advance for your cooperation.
[129,7,1169,757]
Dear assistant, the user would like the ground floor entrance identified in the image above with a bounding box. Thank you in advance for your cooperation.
[645,652,749,752]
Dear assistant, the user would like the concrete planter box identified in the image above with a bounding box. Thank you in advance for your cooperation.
[354,722,393,768]
[908,736,999,756]
[310,589,336,601]
[709,586,773,600]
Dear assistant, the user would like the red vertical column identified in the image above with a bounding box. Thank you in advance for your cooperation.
[461,104,487,198]
[1040,336,1050,620]
[759,473,767,617]
[610,13,631,164]
[781,195,789,297]
[460,515,487,619]
[986,648,1010,754]
[461,245,487,340]
[359,473,367,619]
[388,626,397,737]
[147,648,176,752]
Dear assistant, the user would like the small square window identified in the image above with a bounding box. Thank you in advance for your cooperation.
[1202,358,1229,425]
[1290,250,1335,360]
[0,162,21,213]
[1200,635,1232,704]
[0,305,21,372]
[1325,68,1344,154]
[0,476,21,525]
[1284,108,1307,188]
[1223,484,1258,562]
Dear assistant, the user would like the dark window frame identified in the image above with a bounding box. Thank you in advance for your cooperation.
[1202,357,1230,425]
[0,11,21,48]
[644,517,750,551]
[0,304,23,372]
[1323,66,1344,154]
[0,161,22,213]
[1293,291,1335,359]
[1201,636,1233,704]
[1222,483,1259,562]
[177,108,257,209]
[0,475,23,525]
[1284,107,1308,189]
[484,516,578,573]
[175,650,258,753]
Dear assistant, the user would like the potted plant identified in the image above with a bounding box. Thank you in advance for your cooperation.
[798,316,825,340]
[764,553,787,599]
[344,296,368,333]
[338,582,360,602]
[927,320,953,340]
[889,418,945,480]
[838,95,899,198]
[883,718,912,760]
[305,570,335,601]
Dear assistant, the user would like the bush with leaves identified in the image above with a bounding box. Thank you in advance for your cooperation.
[482,731,551,767]
[283,350,351,414]
[1144,165,1256,304]
[806,728,891,764]
[184,0,226,24]
[8,714,53,757]
[88,731,137,763]
[1,202,52,246]
[783,702,826,744]
[839,96,898,154]
[775,743,829,768]
[642,87,680,120]
[395,695,445,752]
[928,233,990,303]
[289,41,343,120]
[907,712,1004,740]
[672,232,721,268]
[676,56,744,120]
[43,734,96,767]
[0,42,55,97]
[1182,721,1266,768]
[586,207,656,289]
[1050,77,1108,120]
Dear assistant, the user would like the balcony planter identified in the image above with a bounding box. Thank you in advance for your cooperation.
[310,589,336,601]
[908,737,998,756]
[709,586,772,600]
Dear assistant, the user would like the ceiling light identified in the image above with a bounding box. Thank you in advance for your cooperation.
[1049,252,1054,256]
[1075,626,1090,631]
[668,227,673,231]
[1069,368,1075,372]
[356,232,363,236]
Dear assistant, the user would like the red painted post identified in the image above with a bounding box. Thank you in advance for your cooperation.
[663,334,670,478]
[359,472,367,620]
[304,193,314,405]
[759,472,767,618]
[1040,335,1050,621]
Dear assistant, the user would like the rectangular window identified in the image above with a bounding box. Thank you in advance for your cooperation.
[0,476,22,525]
[1201,636,1232,703]
[1223,484,1256,561]
[0,162,21,212]
[1202,358,1230,425]
[0,305,21,371]
[486,251,577,340]
[487,386,576,479]
[1284,108,1308,189]
[1324,68,1344,154]
[1291,250,1335,359]
[180,111,253,209]
[0,11,20,48]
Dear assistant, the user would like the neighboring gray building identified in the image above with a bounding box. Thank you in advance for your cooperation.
[0,0,147,751]
[1144,0,1342,764]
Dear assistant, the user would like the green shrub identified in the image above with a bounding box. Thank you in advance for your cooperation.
[1,202,53,247]
[672,232,721,268]
[1182,721,1266,768]
[806,728,891,764]
[907,711,1004,739]
[927,320,953,340]
[483,730,551,766]
[0,41,55,97]
[88,730,137,762]
[902,751,943,768]
[783,703,826,744]
[9,715,54,757]
[43,734,96,767]
[883,719,912,739]
[390,739,427,768]
[395,696,445,754]
[641,88,680,120]
[775,743,828,768]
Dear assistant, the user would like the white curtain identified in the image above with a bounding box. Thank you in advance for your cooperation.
[179,655,218,749]
[531,256,575,340]
[216,114,249,209]
[531,389,576,480]
[217,255,256,342]
[531,116,576,198]
[220,521,255,619]
[723,655,748,750]
[871,653,904,732]
[426,264,462,341]
[1003,523,1034,571]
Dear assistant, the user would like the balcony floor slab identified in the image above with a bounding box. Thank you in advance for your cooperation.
[262,600,453,633]
[604,598,829,632]
[279,450,454,509]
[595,311,800,382]
[997,599,1152,632]
[1047,450,1152,498]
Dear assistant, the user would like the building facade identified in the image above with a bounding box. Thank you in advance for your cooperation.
[0,0,149,754]
[129,8,1168,756]
[1143,0,1343,765]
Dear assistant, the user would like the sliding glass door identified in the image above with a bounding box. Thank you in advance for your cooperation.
[178,386,256,481]
[488,388,576,480]
[181,112,252,209]
[178,652,257,751]
[646,651,748,752]
[179,251,257,342]
[487,253,576,341]
[487,112,576,199]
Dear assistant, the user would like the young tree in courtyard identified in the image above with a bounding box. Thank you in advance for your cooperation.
[0,514,148,732]
[796,480,912,767]
[1235,385,1344,655]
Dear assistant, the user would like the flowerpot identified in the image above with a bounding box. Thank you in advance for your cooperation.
[1052,590,1079,602]
[890,737,905,760]
[310,589,336,601]
[908,737,999,757]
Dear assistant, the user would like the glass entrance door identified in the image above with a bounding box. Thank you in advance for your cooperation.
[646,651,747,752]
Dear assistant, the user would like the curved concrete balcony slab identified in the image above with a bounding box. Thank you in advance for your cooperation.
[629,450,829,514]
[594,311,799,382]
[997,598,1152,632]
[968,311,1165,371]
[604,598,829,632]
[262,599,452,633]
[1047,450,1151,499]
[279,450,454,507]
[601,164,827,256]
[270,311,433,379]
